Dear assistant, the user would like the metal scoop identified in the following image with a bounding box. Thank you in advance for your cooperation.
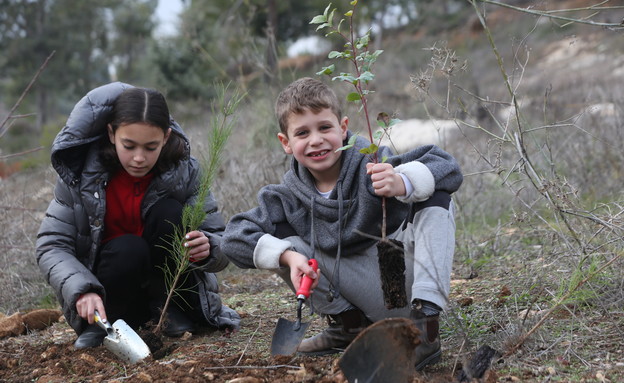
[270,259,318,356]
[94,310,151,364]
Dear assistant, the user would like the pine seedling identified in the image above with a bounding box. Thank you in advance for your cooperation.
[154,84,245,334]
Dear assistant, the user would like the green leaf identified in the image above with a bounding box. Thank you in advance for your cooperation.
[337,19,345,34]
[336,134,358,152]
[328,51,343,59]
[345,10,353,17]
[316,64,335,76]
[333,73,358,84]
[336,144,352,152]
[350,0,358,5]
[323,3,332,17]
[316,23,331,32]
[373,130,383,140]
[310,15,326,24]
[358,71,375,83]
[346,92,361,101]
[359,143,378,155]
[356,35,369,49]
[381,156,388,163]
[389,118,401,127]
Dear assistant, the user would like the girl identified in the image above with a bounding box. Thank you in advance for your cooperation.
[36,82,240,349]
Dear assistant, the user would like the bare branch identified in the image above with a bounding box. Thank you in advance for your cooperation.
[476,0,624,30]
[0,51,56,138]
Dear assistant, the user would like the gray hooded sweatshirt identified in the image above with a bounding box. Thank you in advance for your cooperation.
[221,132,463,270]
[36,82,240,333]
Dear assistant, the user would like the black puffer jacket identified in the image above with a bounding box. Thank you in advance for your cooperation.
[36,82,240,333]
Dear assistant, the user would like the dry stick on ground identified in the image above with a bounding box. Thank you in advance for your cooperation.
[236,319,262,366]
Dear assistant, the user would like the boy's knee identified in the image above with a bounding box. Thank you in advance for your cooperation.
[405,191,452,225]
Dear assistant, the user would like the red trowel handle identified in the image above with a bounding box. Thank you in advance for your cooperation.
[296,259,318,300]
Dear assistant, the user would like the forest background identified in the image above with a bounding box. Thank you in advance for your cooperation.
[1,0,624,382]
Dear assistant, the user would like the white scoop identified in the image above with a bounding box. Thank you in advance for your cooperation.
[94,310,151,364]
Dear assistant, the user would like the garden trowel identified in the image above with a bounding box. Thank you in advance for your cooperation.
[270,258,318,356]
[94,310,151,364]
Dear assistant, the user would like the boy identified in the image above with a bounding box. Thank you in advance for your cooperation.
[221,77,462,370]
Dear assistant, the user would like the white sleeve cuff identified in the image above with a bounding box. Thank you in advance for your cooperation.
[253,234,291,269]
[398,173,414,198]
[395,161,435,203]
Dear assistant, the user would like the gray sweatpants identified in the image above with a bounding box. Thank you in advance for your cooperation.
[275,192,456,322]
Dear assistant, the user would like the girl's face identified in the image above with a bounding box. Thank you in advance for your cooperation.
[108,122,171,177]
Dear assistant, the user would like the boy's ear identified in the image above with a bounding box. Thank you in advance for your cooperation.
[340,116,349,139]
[277,132,293,154]
[107,124,115,144]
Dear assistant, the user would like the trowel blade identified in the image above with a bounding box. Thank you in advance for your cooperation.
[339,318,420,383]
[270,317,310,356]
[102,319,151,364]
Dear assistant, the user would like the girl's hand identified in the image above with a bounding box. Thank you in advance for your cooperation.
[280,250,319,291]
[366,162,406,198]
[184,230,210,262]
[76,292,106,324]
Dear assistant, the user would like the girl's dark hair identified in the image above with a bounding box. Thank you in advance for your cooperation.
[99,87,187,174]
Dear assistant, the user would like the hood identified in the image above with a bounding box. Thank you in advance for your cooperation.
[50,82,189,185]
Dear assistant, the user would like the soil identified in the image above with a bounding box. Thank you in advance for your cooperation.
[377,239,408,310]
[0,270,464,383]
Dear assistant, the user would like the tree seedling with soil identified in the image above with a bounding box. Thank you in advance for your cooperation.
[154,85,245,335]
[311,1,407,309]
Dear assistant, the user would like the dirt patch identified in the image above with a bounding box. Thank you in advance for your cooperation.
[0,270,461,383]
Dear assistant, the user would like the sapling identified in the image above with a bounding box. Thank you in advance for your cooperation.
[154,84,245,334]
[311,1,407,309]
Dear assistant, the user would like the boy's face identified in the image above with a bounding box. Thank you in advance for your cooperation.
[278,108,348,188]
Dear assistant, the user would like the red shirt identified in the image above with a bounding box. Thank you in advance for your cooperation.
[103,170,154,243]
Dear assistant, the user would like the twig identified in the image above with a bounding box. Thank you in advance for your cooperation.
[236,319,261,366]
[0,205,40,212]
[0,146,44,160]
[203,364,303,370]
[476,0,624,29]
[0,51,55,138]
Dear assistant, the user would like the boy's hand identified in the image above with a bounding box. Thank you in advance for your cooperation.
[280,250,319,291]
[185,230,210,262]
[366,162,406,197]
[76,292,106,324]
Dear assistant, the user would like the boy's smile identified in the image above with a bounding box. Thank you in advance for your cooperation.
[278,108,348,192]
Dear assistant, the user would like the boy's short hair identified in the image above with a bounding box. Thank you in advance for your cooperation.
[275,77,342,135]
